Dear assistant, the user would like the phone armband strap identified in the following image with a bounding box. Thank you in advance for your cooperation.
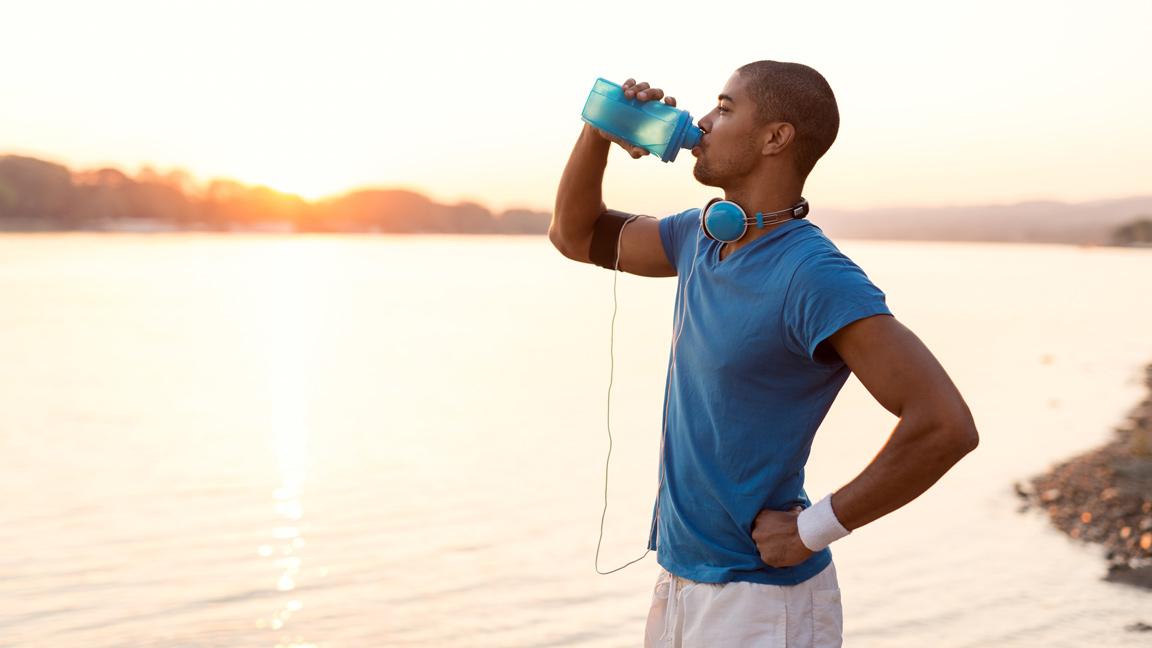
[589,209,636,270]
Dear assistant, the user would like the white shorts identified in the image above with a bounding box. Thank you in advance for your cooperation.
[644,561,843,648]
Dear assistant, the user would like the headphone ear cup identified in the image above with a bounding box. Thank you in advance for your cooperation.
[701,200,747,243]
[700,199,722,241]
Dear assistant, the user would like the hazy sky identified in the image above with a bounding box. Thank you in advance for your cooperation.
[2,0,1149,215]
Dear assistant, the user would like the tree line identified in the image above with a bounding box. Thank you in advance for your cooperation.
[0,155,549,234]
[1112,218,1152,246]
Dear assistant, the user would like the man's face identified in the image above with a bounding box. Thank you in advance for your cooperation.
[692,72,764,188]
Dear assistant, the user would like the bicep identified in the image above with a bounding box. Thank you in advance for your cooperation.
[827,315,968,422]
[617,215,676,277]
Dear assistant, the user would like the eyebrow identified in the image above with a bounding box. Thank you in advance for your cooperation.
[718,94,734,103]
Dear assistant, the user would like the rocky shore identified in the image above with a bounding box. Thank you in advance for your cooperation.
[1016,364,1152,590]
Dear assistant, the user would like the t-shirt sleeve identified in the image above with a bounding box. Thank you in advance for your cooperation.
[782,250,893,364]
[658,208,700,272]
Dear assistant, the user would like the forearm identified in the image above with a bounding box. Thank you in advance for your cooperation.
[550,124,611,259]
[829,413,977,532]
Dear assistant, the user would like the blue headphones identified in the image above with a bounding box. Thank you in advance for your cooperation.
[700,197,810,242]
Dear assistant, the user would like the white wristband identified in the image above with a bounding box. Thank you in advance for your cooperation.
[797,494,851,552]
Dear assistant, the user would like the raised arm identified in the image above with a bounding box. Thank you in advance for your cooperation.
[548,79,677,278]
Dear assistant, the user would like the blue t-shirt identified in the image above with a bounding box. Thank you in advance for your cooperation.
[649,208,893,586]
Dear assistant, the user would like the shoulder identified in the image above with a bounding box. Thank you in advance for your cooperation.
[663,207,701,227]
[783,225,871,286]
[781,225,891,337]
[771,222,894,362]
[657,207,703,256]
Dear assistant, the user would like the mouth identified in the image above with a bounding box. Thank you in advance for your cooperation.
[691,145,702,158]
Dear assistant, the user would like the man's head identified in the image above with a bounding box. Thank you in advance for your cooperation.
[693,61,839,190]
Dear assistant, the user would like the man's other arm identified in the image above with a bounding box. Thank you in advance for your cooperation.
[826,314,979,531]
[549,80,676,278]
[752,314,978,567]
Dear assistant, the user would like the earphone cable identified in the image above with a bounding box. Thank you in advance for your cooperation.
[595,213,703,575]
[595,215,651,575]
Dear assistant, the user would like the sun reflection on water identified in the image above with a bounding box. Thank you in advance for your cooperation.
[243,240,337,648]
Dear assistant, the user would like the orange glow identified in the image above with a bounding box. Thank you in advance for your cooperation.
[1,1,1149,214]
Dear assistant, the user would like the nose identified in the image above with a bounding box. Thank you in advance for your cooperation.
[698,114,713,133]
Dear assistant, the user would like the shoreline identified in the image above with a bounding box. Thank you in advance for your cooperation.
[1016,364,1152,590]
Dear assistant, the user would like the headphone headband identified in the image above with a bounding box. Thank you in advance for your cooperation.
[740,198,809,224]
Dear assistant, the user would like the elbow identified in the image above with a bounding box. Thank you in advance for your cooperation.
[905,403,979,463]
[548,209,593,263]
[548,223,579,261]
[547,222,568,255]
[951,420,980,458]
[940,409,980,460]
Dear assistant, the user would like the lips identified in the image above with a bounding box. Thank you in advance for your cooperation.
[691,136,707,157]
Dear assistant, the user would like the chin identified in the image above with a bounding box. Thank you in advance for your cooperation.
[692,163,722,188]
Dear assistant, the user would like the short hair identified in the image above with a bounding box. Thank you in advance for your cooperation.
[736,61,840,179]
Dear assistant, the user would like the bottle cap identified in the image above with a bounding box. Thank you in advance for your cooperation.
[681,124,703,149]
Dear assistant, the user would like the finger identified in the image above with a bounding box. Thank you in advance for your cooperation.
[664,96,677,107]
[625,81,650,99]
[638,87,664,102]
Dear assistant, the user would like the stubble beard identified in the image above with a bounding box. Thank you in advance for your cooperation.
[692,157,722,188]
[693,140,759,189]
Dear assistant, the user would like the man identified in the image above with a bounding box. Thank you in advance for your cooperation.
[549,61,978,647]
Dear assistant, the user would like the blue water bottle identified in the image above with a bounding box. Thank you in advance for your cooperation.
[581,78,703,163]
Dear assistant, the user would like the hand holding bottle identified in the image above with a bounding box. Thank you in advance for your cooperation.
[585,78,685,160]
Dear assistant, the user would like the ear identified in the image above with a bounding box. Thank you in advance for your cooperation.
[760,122,796,156]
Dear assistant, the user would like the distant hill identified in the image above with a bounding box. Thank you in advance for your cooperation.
[0,154,550,235]
[310,189,546,234]
[812,196,1152,245]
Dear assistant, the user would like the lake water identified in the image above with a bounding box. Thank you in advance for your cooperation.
[1,233,1150,647]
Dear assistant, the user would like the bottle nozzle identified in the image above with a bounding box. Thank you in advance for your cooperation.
[681,124,703,149]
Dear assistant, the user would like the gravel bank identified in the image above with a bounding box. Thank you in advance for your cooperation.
[1016,365,1152,590]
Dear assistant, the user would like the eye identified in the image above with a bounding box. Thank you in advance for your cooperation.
[717,105,729,114]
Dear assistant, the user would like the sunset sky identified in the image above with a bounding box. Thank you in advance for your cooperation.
[2,0,1149,216]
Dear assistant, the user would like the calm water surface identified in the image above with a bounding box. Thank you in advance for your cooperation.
[1,233,1150,647]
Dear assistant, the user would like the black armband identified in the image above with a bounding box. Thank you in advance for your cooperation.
[589,209,636,270]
